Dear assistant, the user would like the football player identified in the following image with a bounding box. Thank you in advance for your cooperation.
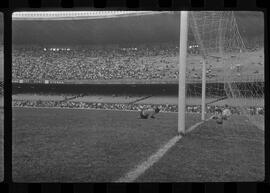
[213,107,223,124]
[140,106,160,119]
[222,104,232,120]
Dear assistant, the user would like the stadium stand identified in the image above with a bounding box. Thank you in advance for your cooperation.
[12,11,264,83]
[0,45,3,97]
[13,99,264,116]
[12,44,263,82]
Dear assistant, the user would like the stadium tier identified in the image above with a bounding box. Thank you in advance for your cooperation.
[12,46,263,83]
[0,44,3,97]
[12,11,263,46]
[12,11,263,84]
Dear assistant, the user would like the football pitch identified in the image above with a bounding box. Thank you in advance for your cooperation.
[0,107,3,181]
[12,107,264,182]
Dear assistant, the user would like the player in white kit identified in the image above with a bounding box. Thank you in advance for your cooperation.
[222,104,232,120]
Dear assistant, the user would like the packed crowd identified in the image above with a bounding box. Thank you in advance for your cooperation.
[13,43,257,82]
[13,99,264,115]
[0,81,3,96]
[12,42,265,83]
[13,45,180,81]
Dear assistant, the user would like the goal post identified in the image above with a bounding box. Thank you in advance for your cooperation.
[178,11,188,134]
[201,59,206,121]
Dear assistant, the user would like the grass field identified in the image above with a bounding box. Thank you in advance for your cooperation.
[137,115,264,182]
[12,107,264,182]
[0,107,3,181]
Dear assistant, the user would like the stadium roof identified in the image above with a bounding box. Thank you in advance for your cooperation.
[12,11,263,45]
[12,11,164,20]
[0,13,3,44]
[13,11,180,45]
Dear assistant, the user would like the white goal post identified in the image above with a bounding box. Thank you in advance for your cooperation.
[178,11,188,134]
[178,11,206,134]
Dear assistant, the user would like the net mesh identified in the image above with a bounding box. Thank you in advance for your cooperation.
[187,11,264,130]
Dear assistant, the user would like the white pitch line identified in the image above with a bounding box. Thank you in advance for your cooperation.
[185,121,204,133]
[115,119,210,182]
[115,135,182,183]
[186,116,214,133]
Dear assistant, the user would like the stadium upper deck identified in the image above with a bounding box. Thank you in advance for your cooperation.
[12,11,160,20]
[12,11,263,45]
[12,11,264,85]
[13,11,180,45]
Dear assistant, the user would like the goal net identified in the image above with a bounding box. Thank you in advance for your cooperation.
[186,11,264,130]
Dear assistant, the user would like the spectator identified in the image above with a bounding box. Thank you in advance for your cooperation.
[12,98,260,115]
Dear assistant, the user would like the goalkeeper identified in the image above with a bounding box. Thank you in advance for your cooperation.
[212,104,232,124]
[140,106,160,119]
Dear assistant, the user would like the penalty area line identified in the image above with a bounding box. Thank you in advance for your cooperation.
[115,119,209,182]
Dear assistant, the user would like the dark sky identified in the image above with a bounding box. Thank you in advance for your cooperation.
[12,11,264,45]
[234,11,264,39]
[0,13,2,44]
[0,13,3,79]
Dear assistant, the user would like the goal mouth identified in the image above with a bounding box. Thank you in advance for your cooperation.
[184,11,264,132]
